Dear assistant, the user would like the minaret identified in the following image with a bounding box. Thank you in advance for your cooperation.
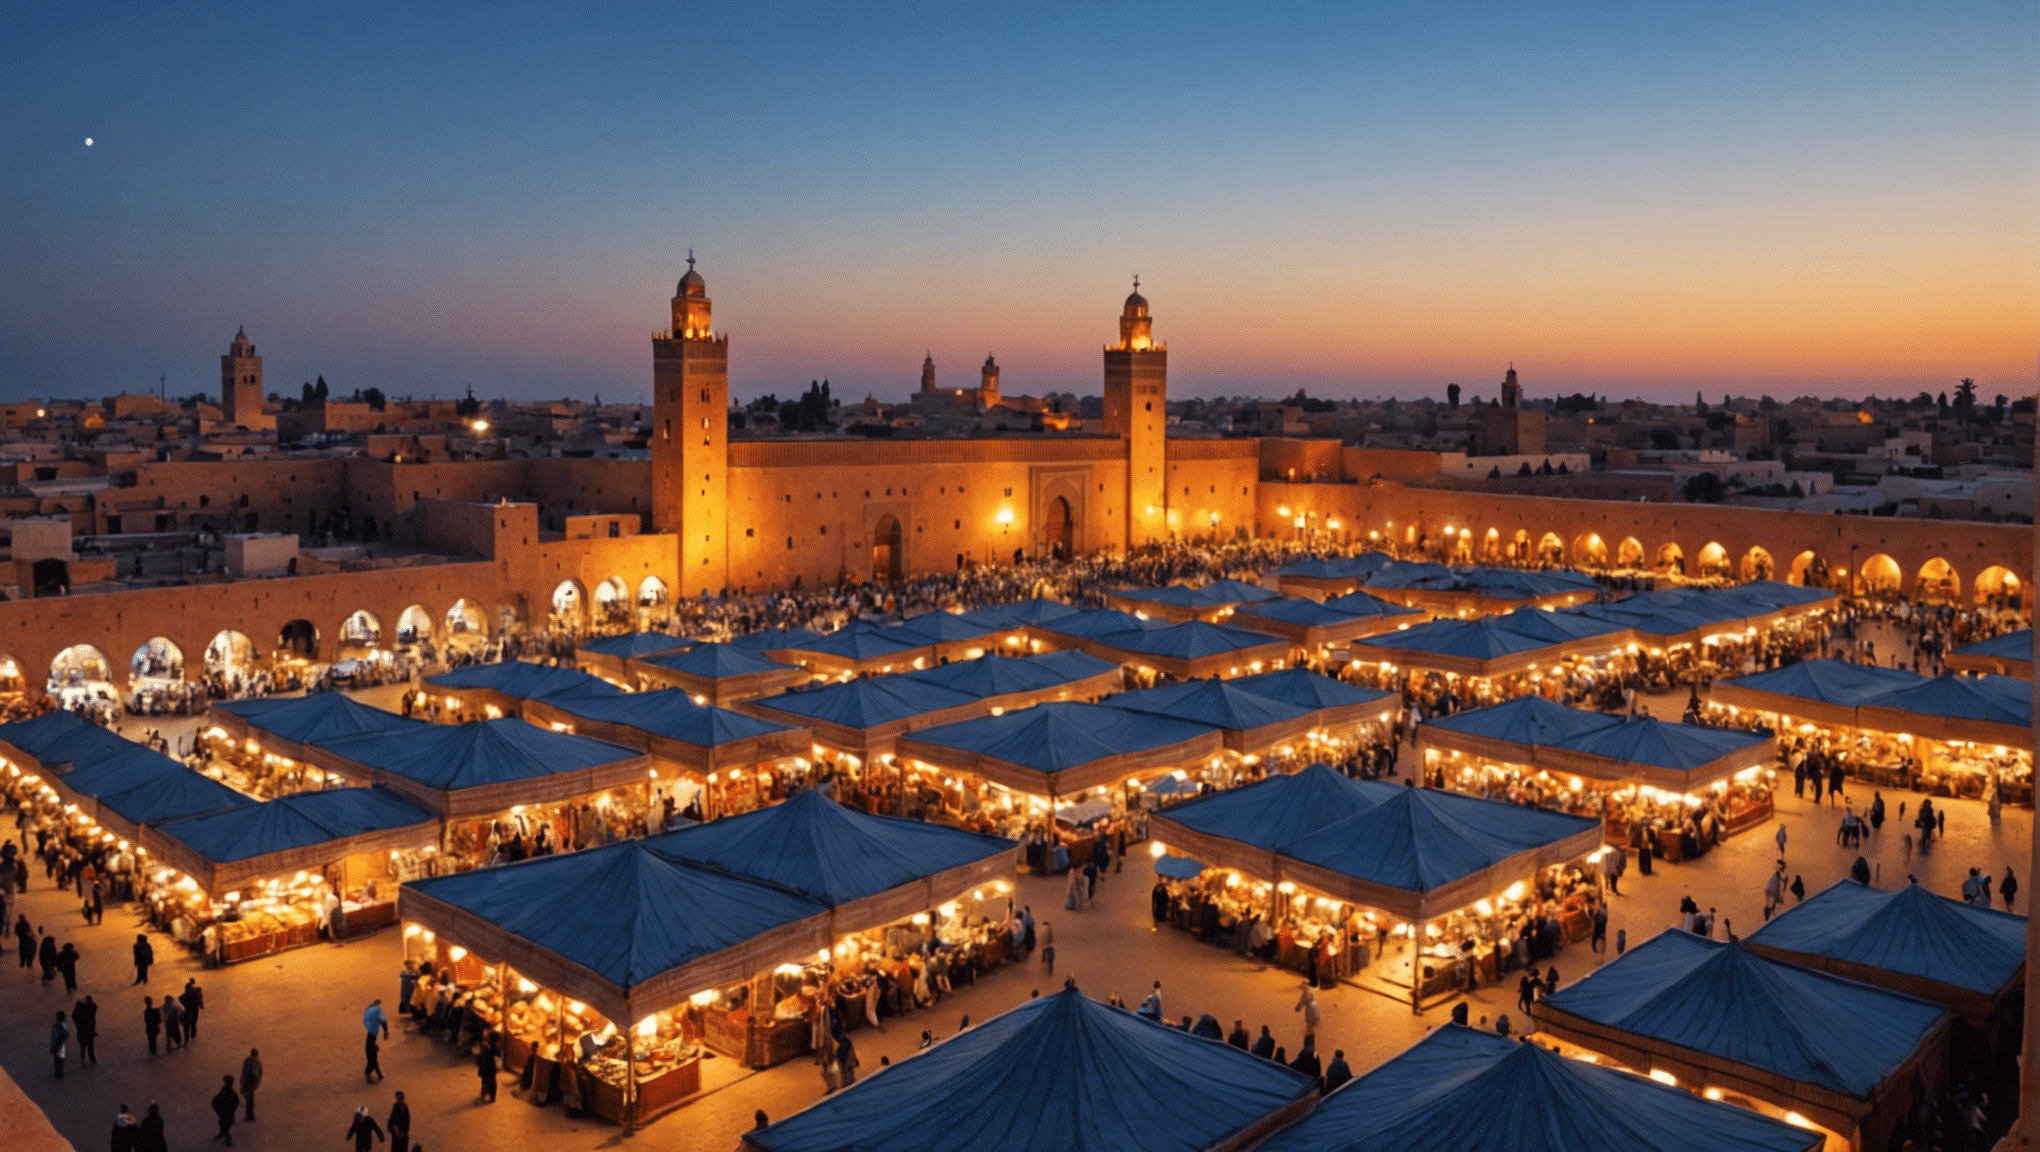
[1103,277,1166,549]
[920,353,936,394]
[979,354,1000,408]
[1501,365,1522,409]
[220,327,263,427]
[651,252,729,595]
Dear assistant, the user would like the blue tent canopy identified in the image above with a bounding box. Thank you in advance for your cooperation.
[1228,668,1396,713]
[213,692,426,746]
[1108,677,1315,732]
[1236,598,1369,627]
[1538,931,1949,1099]
[901,651,1116,700]
[577,632,692,660]
[53,742,188,797]
[1319,589,1422,619]
[1094,619,1285,661]
[1425,694,1621,747]
[1353,616,1553,662]
[401,839,831,1022]
[1279,784,1593,892]
[1112,579,1282,610]
[647,791,1013,914]
[956,598,1080,628]
[1275,552,1395,581]
[725,627,827,654]
[1261,1024,1821,1152]
[1038,607,1165,639]
[792,620,926,663]
[0,708,91,759]
[906,702,1211,773]
[425,661,625,702]
[1871,673,2031,728]
[1955,629,2030,661]
[34,723,157,772]
[543,689,798,747]
[1569,716,1771,771]
[151,786,433,865]
[889,610,1003,644]
[93,766,253,833]
[744,986,1318,1152]
[1426,696,1771,777]
[1745,879,2027,1007]
[1154,763,1382,850]
[312,718,643,796]
[1718,659,1918,707]
[636,641,799,681]
[1153,854,1207,880]
[751,676,977,731]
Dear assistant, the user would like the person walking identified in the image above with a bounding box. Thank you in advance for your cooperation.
[49,1010,69,1079]
[343,1106,384,1151]
[112,1104,138,1152]
[1590,902,1608,953]
[1789,874,1806,903]
[837,1034,860,1087]
[143,997,161,1055]
[363,1000,389,1082]
[180,979,205,1039]
[1763,863,1784,920]
[139,1104,166,1152]
[14,914,32,969]
[161,994,185,1051]
[1773,823,1787,859]
[476,1036,498,1102]
[1041,942,1055,979]
[239,1049,262,1120]
[73,995,98,1066]
[55,942,79,994]
[37,927,56,982]
[385,1091,410,1152]
[132,934,154,984]
[210,1075,239,1146]
[1294,982,1321,1043]
[2003,867,2019,912]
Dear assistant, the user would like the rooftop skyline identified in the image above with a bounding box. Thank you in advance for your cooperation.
[3,2,2033,405]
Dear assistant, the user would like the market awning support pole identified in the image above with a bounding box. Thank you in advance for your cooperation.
[1410,918,1425,1016]
[624,1025,638,1136]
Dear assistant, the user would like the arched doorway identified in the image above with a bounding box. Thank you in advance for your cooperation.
[1788,551,1823,587]
[872,514,903,582]
[1740,547,1774,582]
[339,610,384,657]
[1045,498,1073,560]
[1859,554,1901,596]
[129,637,185,686]
[1914,558,1960,605]
[395,605,434,647]
[1974,566,2025,615]
[277,620,319,662]
[48,644,113,701]
[1535,533,1564,565]
[32,558,68,598]
[1572,534,1608,568]
[1448,529,1474,563]
[1481,529,1502,563]
[1696,542,1730,579]
[637,576,670,613]
[1654,543,1685,575]
[1616,538,1644,568]
[594,577,631,627]
[550,580,586,632]
[0,656,25,706]
[1510,530,1530,563]
[445,599,488,648]
[204,630,256,679]
[497,598,529,637]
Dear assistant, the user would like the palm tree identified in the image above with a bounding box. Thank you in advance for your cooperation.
[1955,378,1977,440]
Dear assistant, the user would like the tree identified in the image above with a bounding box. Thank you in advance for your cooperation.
[1446,383,1461,409]
[454,387,477,417]
[313,376,329,402]
[300,382,316,403]
[1682,472,1728,503]
[364,387,386,412]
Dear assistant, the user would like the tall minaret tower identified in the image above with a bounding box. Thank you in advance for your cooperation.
[220,327,263,427]
[1103,277,1166,549]
[919,353,937,394]
[652,253,729,595]
[979,354,1000,409]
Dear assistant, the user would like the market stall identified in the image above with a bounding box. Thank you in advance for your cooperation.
[305,719,655,864]
[1075,619,1293,681]
[1149,765,1604,1008]
[1946,629,2031,679]
[418,661,625,721]
[1359,560,1603,618]
[885,608,1028,662]
[206,693,429,797]
[743,985,1319,1152]
[1230,590,1421,653]
[1713,660,2033,804]
[1258,1023,1823,1152]
[1106,677,1335,757]
[896,649,1124,713]
[1745,878,2026,1043]
[627,642,810,705]
[575,631,692,685]
[139,786,437,962]
[522,688,811,816]
[1531,932,1952,1152]
[1350,609,1632,684]
[1270,553,1397,601]
[1418,695,1777,853]
[0,707,95,772]
[1104,578,1285,624]
[776,619,934,678]
[740,676,984,762]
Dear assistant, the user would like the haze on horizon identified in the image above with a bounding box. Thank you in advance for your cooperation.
[1,2,2032,408]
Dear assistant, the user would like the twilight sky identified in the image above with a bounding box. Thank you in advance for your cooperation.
[2,2,2032,405]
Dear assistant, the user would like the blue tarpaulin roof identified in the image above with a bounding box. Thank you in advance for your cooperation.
[635,641,799,680]
[1156,763,1382,847]
[1353,616,1555,661]
[1113,579,1283,610]
[956,598,1080,628]
[313,718,641,790]
[647,791,1013,907]
[542,689,798,747]
[1038,608,1166,639]
[1427,696,1770,772]
[577,632,693,659]
[793,620,926,662]
[889,610,1004,644]
[1093,620,1285,661]
[1274,552,1395,580]
[1153,854,1207,880]
[1955,629,2030,661]
[1364,562,1599,598]
[1319,589,1423,619]
[53,742,188,797]
[405,839,829,990]
[1540,931,1948,1099]
[1261,1024,1821,1152]
[1719,659,1919,707]
[1425,694,1621,747]
[0,708,91,757]
[94,766,253,829]
[213,692,426,745]
[1280,784,1599,895]
[1108,677,1315,732]
[425,661,626,701]
[33,723,156,771]
[901,651,1116,700]
[1746,879,2027,1000]
[1873,674,2031,728]
[1228,668,1397,712]
[906,702,1214,774]
[151,787,434,865]
[751,677,976,730]
[725,627,827,653]
[744,985,1318,1152]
